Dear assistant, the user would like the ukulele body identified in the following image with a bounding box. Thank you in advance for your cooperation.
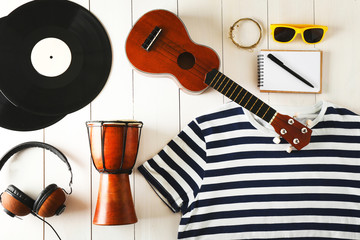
[125,10,220,94]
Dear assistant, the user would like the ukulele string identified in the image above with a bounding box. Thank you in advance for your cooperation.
[158,37,211,75]
[155,38,207,79]
[142,20,211,80]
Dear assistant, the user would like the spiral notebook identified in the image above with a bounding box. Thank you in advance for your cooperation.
[257,50,322,93]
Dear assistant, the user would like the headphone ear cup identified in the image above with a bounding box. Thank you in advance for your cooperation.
[0,185,35,217]
[34,184,66,218]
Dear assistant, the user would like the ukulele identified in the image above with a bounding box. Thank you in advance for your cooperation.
[126,9,312,151]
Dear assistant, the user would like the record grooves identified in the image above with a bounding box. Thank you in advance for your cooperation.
[0,0,112,131]
[0,91,64,131]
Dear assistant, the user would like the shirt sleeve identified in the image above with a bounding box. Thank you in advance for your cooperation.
[138,120,206,213]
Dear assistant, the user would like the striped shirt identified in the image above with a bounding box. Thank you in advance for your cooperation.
[138,101,360,239]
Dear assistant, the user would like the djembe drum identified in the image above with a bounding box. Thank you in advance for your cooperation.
[86,120,143,225]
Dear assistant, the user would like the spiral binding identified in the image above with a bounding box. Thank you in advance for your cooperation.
[257,54,264,87]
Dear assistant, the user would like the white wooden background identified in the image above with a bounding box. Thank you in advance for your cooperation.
[0,0,359,239]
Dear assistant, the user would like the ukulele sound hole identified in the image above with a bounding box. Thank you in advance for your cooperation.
[177,52,195,70]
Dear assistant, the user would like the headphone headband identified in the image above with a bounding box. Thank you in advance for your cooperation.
[0,141,73,194]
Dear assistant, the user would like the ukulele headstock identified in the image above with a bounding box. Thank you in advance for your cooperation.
[271,113,312,151]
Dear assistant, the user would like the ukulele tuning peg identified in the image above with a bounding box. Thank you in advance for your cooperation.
[293,112,299,118]
[306,119,313,127]
[273,136,281,144]
[286,145,294,153]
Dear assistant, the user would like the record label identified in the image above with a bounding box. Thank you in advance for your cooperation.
[31,37,72,77]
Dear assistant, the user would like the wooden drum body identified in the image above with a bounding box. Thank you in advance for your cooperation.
[86,120,143,225]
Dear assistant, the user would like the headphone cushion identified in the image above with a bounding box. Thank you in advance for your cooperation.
[0,185,35,216]
[34,184,58,213]
[34,184,66,217]
[5,185,35,209]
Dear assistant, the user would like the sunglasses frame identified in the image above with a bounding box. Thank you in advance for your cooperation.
[270,24,328,44]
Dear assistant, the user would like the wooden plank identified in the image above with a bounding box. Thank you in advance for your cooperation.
[315,0,360,113]
[222,0,269,106]
[267,0,317,107]
[37,1,91,239]
[0,1,49,239]
[90,0,134,120]
[178,0,224,128]
[0,132,44,240]
[44,107,91,240]
[132,1,181,240]
[89,0,134,239]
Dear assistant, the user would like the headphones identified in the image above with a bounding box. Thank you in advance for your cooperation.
[0,141,73,218]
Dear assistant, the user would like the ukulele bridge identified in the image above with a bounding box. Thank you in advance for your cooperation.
[142,26,162,52]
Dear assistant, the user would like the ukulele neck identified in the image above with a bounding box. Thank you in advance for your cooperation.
[205,69,277,123]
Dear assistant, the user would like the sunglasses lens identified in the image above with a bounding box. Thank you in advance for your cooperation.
[303,28,324,43]
[273,27,296,42]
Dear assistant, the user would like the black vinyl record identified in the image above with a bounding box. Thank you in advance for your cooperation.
[0,90,64,131]
[0,0,112,116]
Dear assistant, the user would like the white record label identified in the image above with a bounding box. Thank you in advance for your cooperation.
[31,37,72,77]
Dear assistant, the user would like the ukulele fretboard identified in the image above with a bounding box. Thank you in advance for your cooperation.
[205,69,276,123]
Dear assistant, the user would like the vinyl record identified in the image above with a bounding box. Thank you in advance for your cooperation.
[0,91,65,131]
[0,0,112,116]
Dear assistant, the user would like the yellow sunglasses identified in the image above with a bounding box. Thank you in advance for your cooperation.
[271,24,328,44]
